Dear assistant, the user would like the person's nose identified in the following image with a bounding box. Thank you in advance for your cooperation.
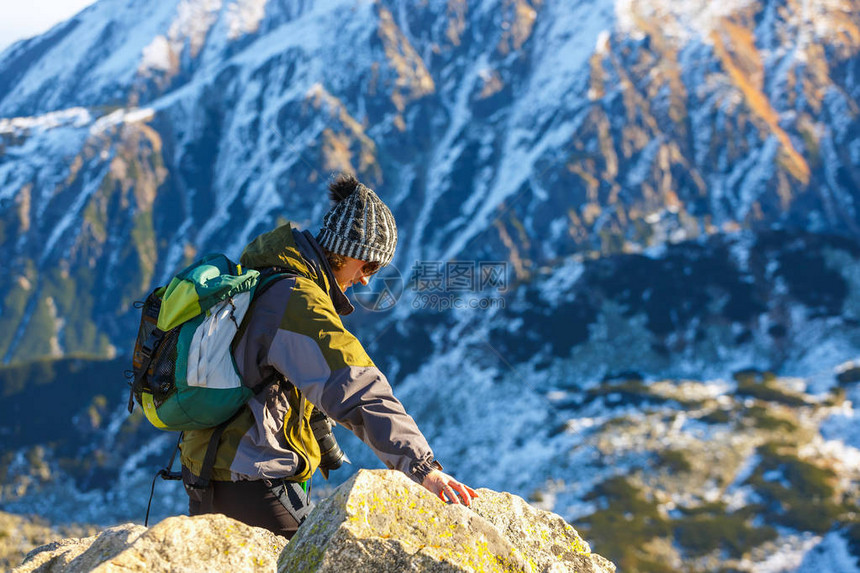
[358,275,370,286]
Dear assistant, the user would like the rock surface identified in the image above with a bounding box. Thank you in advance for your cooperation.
[14,470,613,572]
[279,469,614,573]
[13,514,286,573]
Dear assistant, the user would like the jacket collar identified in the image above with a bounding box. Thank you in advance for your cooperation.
[293,229,355,316]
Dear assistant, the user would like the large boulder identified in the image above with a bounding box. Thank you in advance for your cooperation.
[13,514,286,573]
[279,469,615,573]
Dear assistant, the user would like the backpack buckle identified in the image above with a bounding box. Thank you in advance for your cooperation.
[142,328,164,354]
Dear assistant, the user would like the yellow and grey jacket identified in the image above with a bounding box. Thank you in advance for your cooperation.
[179,224,437,484]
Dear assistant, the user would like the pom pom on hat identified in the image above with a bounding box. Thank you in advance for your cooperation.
[328,173,360,203]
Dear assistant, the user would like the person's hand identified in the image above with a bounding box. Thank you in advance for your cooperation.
[421,469,478,507]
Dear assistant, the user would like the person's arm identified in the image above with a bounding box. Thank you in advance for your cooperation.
[265,277,439,482]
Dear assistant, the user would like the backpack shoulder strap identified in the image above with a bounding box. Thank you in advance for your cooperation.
[230,267,300,392]
[255,266,300,296]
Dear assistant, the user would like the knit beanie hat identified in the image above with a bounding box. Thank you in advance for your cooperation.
[316,174,398,266]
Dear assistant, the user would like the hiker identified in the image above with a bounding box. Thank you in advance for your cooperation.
[178,173,477,538]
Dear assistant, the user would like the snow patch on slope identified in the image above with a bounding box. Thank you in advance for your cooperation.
[226,0,269,40]
[615,0,757,44]
[0,108,92,135]
[794,531,860,573]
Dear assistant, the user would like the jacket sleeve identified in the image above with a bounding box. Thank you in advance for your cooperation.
[265,276,437,482]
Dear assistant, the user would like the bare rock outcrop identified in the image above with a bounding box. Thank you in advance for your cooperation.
[13,514,286,572]
[279,469,614,573]
[15,469,613,572]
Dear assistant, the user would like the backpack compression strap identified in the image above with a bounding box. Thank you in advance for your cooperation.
[183,408,244,492]
[231,266,300,394]
[128,288,166,414]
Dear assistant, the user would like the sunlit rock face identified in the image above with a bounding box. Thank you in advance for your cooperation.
[12,471,614,573]
[280,470,614,573]
[12,515,285,573]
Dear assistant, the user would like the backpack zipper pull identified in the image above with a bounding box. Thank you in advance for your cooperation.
[227,298,240,329]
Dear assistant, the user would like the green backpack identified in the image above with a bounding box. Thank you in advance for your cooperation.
[128,253,290,431]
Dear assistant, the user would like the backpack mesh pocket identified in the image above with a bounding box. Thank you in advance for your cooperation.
[132,289,178,408]
[132,290,161,374]
[147,328,179,406]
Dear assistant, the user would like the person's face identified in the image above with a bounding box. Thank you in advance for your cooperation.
[333,256,381,291]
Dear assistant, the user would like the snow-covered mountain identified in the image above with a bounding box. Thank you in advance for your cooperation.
[2,0,860,571]
[2,0,859,364]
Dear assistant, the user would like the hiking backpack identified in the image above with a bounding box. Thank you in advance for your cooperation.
[128,253,290,431]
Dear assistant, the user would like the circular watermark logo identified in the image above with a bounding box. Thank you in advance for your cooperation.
[352,263,404,312]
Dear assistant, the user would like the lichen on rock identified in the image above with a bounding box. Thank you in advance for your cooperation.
[278,469,614,573]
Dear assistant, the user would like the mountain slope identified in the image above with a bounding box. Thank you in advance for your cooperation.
[1,0,860,363]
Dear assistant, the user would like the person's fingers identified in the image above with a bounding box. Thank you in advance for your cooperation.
[450,482,472,507]
[456,483,477,498]
[424,472,478,507]
[442,483,459,504]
